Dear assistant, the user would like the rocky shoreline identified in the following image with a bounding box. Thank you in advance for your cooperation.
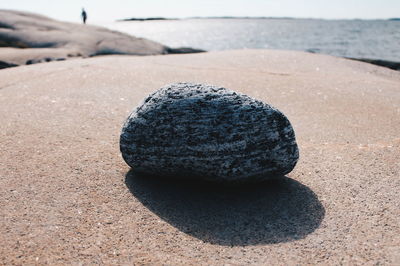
[1,10,399,71]
[0,10,204,69]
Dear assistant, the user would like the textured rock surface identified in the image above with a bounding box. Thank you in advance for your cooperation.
[1,50,400,264]
[120,83,299,181]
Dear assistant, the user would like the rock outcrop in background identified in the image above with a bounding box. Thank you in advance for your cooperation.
[0,10,203,68]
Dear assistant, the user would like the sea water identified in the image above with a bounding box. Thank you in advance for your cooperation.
[99,18,400,61]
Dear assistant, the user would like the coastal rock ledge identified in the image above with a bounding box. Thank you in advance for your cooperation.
[120,83,299,182]
[0,10,204,68]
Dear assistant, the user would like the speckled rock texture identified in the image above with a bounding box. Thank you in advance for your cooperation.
[1,51,400,265]
[120,82,299,182]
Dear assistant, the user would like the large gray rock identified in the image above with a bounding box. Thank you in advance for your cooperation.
[120,83,299,182]
[0,10,204,68]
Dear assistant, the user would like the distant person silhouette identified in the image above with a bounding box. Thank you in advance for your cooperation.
[81,8,87,24]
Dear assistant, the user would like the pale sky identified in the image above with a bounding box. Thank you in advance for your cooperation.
[1,0,399,23]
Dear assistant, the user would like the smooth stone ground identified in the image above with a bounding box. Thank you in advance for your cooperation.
[0,50,399,265]
[120,82,299,181]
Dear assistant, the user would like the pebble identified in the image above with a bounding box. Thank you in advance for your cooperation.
[120,82,299,182]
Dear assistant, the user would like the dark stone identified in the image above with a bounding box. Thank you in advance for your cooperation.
[348,57,400,71]
[166,47,206,54]
[0,60,17,69]
[120,82,299,182]
[26,59,42,65]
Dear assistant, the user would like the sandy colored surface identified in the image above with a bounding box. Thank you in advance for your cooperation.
[0,50,399,265]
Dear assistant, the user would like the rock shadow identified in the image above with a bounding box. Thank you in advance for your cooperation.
[125,170,325,246]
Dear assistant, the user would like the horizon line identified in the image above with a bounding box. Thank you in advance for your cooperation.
[117,15,400,21]
[1,9,399,22]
